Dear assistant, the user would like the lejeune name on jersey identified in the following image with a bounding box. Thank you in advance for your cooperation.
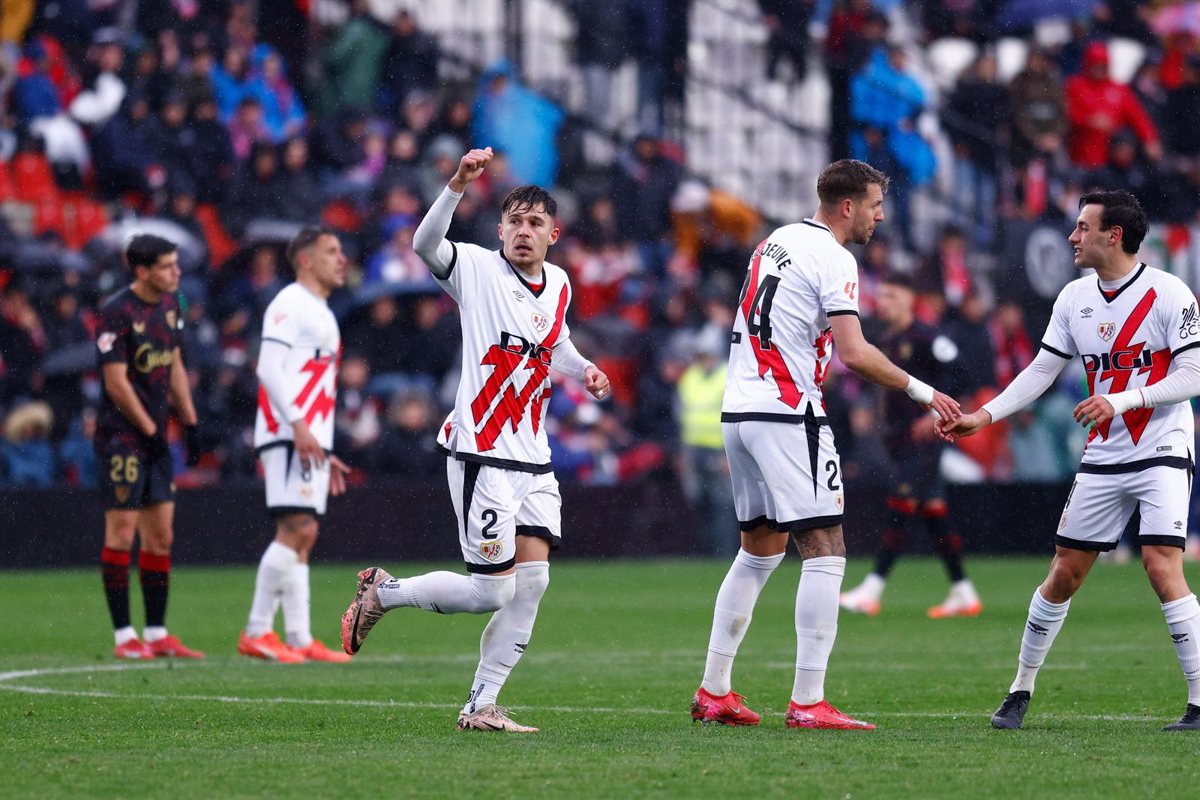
[1046,264,1199,466]
[434,243,572,472]
[254,284,340,450]
[722,220,859,422]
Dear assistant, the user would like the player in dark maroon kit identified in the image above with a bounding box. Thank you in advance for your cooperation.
[95,233,204,659]
[840,273,983,618]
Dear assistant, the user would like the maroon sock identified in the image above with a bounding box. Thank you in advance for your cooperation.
[139,552,171,629]
[101,547,132,630]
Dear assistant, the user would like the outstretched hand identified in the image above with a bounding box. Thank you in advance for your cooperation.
[936,408,992,441]
[925,390,961,425]
[449,147,493,192]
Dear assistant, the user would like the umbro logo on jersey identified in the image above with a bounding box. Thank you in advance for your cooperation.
[1172,633,1190,643]
[1027,622,1049,636]
[1097,322,1115,341]
[512,290,526,302]
[1175,520,1184,529]
[1081,307,1094,318]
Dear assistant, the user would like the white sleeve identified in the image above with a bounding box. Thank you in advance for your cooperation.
[820,250,860,317]
[413,186,462,280]
[981,348,1070,423]
[552,337,594,380]
[1040,288,1077,359]
[1103,349,1200,414]
[256,339,303,424]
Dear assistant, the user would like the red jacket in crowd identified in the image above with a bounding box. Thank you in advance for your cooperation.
[1064,41,1159,168]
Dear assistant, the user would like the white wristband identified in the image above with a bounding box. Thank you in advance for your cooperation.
[904,375,934,405]
[1103,389,1143,416]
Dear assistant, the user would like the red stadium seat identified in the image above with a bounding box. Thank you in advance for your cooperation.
[64,198,109,250]
[321,199,363,232]
[12,152,58,203]
[0,160,13,201]
[33,199,65,238]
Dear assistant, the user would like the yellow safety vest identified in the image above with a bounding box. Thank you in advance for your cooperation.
[678,363,727,449]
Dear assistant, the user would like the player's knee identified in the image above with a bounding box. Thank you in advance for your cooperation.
[144,528,174,553]
[467,574,516,612]
[1141,549,1181,590]
[516,563,550,600]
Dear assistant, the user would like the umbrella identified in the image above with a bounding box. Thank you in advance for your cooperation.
[1152,2,1200,37]
[97,218,205,272]
[997,0,1099,31]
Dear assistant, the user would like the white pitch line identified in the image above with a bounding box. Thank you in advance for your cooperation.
[0,662,1169,723]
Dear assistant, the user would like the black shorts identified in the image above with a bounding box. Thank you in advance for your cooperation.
[887,446,944,505]
[96,441,175,510]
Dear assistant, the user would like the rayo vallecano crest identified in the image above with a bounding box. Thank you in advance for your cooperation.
[1097,322,1116,342]
[480,541,504,561]
[531,312,549,333]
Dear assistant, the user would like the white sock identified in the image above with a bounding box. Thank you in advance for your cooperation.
[283,562,313,649]
[376,571,515,614]
[792,556,846,706]
[700,549,785,696]
[114,625,138,646]
[1162,593,1200,706]
[142,626,167,643]
[462,561,550,714]
[1010,588,1071,694]
[858,572,886,599]
[246,542,298,637]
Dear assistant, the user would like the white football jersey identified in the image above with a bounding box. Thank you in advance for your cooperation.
[723,220,859,421]
[254,283,340,450]
[1042,263,1199,466]
[435,244,573,472]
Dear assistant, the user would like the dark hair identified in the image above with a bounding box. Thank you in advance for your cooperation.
[126,234,176,270]
[817,159,890,207]
[286,226,338,268]
[881,272,914,291]
[1078,190,1148,254]
[501,185,557,219]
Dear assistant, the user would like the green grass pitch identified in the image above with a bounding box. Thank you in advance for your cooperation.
[2,556,1198,799]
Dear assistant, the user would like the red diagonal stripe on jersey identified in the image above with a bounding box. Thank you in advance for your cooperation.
[257,387,279,434]
[1122,346,1170,444]
[296,357,332,408]
[742,239,802,409]
[1091,287,1156,445]
[472,284,570,452]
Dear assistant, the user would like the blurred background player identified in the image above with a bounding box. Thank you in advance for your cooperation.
[839,272,982,619]
[238,227,352,664]
[691,160,961,730]
[94,233,203,659]
[341,148,610,732]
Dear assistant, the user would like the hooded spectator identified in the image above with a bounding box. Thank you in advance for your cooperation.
[1064,40,1161,169]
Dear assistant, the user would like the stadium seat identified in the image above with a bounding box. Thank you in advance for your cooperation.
[32,199,66,238]
[194,203,238,267]
[12,152,58,203]
[996,37,1029,83]
[64,197,109,250]
[926,37,980,91]
[1108,37,1147,84]
[0,160,12,201]
[321,199,364,233]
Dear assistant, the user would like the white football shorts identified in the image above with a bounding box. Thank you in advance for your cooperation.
[723,418,845,533]
[448,459,562,573]
[259,443,331,517]
[1056,461,1192,551]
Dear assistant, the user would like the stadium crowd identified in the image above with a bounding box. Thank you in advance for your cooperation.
[1,0,1199,535]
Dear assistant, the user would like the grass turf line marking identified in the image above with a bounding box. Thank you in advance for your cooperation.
[0,662,1168,722]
